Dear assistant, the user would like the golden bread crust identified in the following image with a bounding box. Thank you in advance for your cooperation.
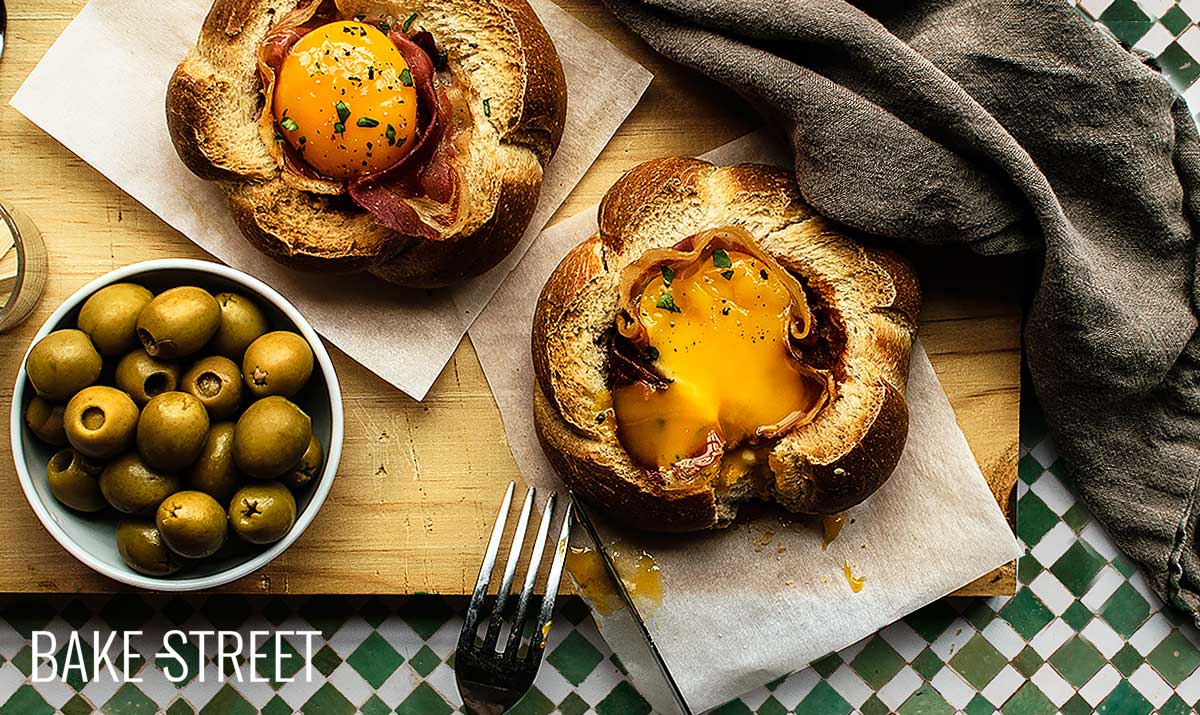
[532,158,921,532]
[166,0,567,287]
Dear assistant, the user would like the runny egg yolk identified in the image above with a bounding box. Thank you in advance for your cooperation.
[612,249,825,468]
[273,21,419,180]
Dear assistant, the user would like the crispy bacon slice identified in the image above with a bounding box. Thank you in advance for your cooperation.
[256,1,464,240]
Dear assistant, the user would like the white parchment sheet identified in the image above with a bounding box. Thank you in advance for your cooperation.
[10,0,651,399]
[469,131,1022,713]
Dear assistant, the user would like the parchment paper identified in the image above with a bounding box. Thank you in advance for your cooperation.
[9,0,651,400]
[469,131,1022,713]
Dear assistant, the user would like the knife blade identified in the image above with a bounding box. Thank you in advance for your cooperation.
[569,494,694,715]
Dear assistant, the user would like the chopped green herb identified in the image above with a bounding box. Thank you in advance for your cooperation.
[378,20,391,32]
[367,66,375,80]
[273,130,283,142]
[334,122,346,134]
[436,50,449,70]
[356,117,380,128]
[399,68,414,87]
[280,117,299,132]
[482,98,492,117]
[386,124,397,146]
[660,265,675,286]
[299,136,307,144]
[721,307,731,315]
[645,346,660,361]
[721,269,734,280]
[656,293,681,313]
[712,248,732,268]
[760,268,769,280]
[335,101,350,122]
[354,13,365,21]
[402,12,418,32]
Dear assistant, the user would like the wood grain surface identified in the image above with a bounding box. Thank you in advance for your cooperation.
[0,0,1019,595]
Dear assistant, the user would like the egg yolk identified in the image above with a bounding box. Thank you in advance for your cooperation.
[273,21,419,180]
[612,249,826,468]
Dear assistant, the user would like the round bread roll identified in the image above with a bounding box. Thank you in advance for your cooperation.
[532,157,921,532]
[166,0,566,287]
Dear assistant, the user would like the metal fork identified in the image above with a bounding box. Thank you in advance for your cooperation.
[456,482,572,715]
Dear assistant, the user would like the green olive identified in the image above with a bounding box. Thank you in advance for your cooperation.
[114,351,180,406]
[228,482,296,545]
[210,293,269,360]
[280,434,323,491]
[232,396,311,479]
[136,392,210,471]
[116,520,182,576]
[181,356,243,420]
[26,329,103,400]
[136,287,220,359]
[156,490,228,558]
[63,386,140,459]
[242,331,314,399]
[46,448,106,512]
[99,453,182,515]
[188,422,239,502]
[25,397,68,447]
[76,283,154,356]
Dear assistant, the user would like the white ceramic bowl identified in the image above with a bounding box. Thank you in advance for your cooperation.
[11,259,343,591]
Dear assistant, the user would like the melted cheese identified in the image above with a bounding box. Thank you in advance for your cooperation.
[822,514,846,551]
[843,561,865,593]
[613,248,824,468]
[565,544,663,616]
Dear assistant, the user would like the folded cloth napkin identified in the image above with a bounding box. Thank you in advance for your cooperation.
[602,0,1200,615]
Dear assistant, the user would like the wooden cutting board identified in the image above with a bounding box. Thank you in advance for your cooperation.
[0,0,1020,595]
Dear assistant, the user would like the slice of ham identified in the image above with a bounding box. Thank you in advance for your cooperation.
[257,4,463,240]
[347,31,460,240]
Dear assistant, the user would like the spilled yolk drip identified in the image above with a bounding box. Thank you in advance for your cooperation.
[821,514,846,551]
[843,561,865,593]
[273,21,419,180]
[564,545,663,616]
[613,248,824,468]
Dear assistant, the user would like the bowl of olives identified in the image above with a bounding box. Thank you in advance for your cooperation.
[11,259,343,590]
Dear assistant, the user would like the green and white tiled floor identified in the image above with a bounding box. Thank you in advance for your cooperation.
[3,1,1200,713]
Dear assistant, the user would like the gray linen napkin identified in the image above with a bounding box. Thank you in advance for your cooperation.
[601,0,1200,615]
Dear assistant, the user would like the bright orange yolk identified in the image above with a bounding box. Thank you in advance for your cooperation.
[273,21,419,180]
[613,249,824,468]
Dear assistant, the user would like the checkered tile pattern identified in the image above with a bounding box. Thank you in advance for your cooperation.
[3,1,1200,713]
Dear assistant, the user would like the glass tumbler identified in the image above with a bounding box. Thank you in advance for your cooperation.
[0,200,48,332]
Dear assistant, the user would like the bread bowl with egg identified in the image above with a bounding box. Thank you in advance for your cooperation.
[532,157,920,532]
[166,0,566,287]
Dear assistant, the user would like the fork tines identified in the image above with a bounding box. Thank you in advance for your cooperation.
[459,482,573,665]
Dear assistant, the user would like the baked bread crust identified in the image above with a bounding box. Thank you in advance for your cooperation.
[166,0,567,287]
[532,157,921,532]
